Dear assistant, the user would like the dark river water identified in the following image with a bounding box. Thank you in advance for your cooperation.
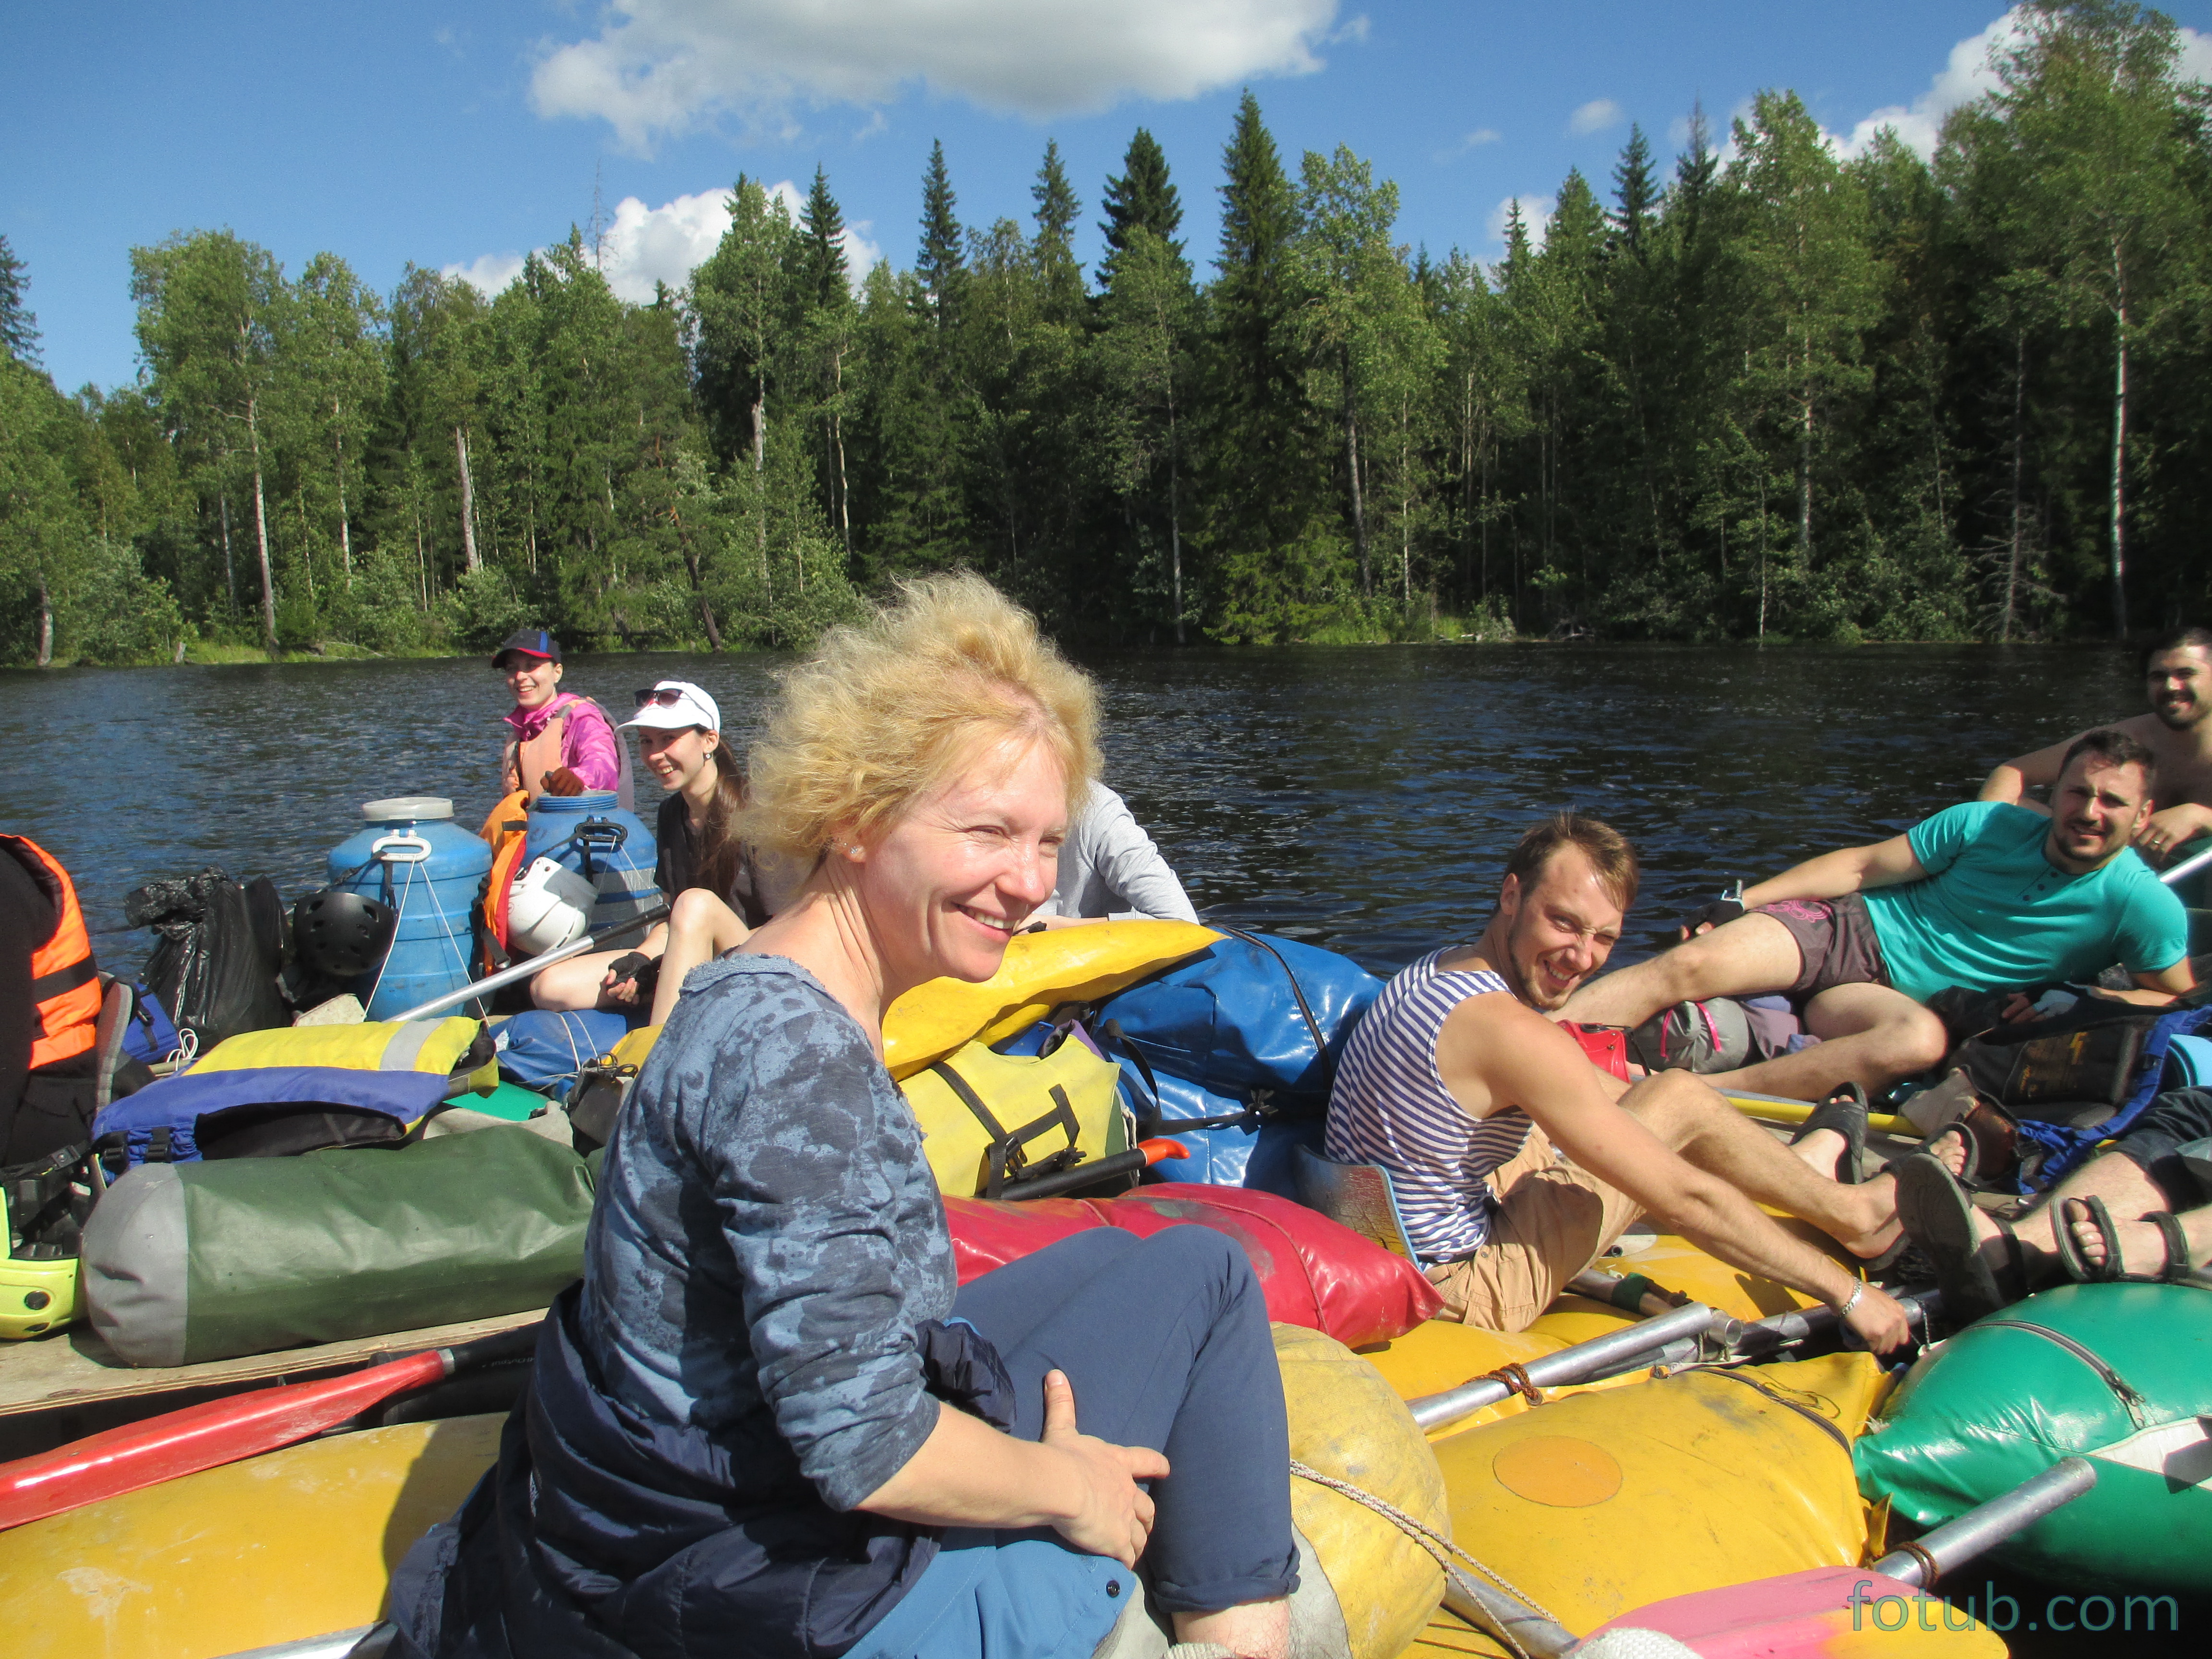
[0,643,2141,981]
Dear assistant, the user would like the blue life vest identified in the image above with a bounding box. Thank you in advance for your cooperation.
[90,1065,454,1166]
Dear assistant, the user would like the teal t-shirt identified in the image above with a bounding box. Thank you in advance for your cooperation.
[1862,801,2188,1002]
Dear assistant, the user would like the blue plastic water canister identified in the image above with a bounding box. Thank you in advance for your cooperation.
[2163,1032,2212,1090]
[327,797,493,1021]
[522,792,661,936]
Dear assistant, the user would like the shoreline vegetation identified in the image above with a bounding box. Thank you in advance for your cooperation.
[5,3,2209,669]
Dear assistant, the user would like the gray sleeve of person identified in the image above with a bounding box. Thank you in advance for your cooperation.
[1041,782,1199,923]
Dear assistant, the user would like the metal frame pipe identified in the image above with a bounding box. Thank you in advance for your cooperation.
[1443,1569,1579,1659]
[2161,842,2212,887]
[386,903,671,1022]
[1407,1301,1721,1429]
[1871,1458,2097,1587]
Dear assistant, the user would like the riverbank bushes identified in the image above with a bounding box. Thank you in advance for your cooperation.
[2,1,2206,664]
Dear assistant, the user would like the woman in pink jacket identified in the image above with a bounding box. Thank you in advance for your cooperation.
[494,629,632,807]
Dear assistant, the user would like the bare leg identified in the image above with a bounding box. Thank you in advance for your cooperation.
[1703,982,1949,1101]
[1562,914,1805,1029]
[1617,1070,1904,1256]
[648,890,754,1025]
[530,924,669,1011]
[1174,1600,1290,1659]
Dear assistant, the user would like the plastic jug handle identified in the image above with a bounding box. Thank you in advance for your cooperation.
[371,831,433,864]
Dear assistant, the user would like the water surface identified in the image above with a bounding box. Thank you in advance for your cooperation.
[0,643,2139,979]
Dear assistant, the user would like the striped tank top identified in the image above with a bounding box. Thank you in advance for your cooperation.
[1324,950,1533,1262]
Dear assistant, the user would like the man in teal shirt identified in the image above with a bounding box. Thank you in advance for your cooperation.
[1560,731,2194,1100]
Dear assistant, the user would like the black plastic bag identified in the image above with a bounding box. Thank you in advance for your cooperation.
[124,868,290,1049]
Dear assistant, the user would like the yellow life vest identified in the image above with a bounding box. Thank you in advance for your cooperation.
[900,1034,1128,1198]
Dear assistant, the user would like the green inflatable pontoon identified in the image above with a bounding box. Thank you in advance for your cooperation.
[1854,1282,2212,1595]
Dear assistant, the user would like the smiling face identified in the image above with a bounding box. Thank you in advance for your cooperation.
[847,731,1069,989]
[640,725,718,793]
[2045,755,2154,874]
[2145,646,2212,732]
[500,654,563,711]
[1494,842,1625,1011]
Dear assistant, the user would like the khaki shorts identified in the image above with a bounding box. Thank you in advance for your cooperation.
[1423,1127,1645,1333]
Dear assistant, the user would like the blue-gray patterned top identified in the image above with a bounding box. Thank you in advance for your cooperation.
[578,953,955,1513]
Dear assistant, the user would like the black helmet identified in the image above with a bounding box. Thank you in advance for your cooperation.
[291,889,397,981]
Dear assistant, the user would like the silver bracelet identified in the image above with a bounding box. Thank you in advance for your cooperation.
[1832,1280,1865,1319]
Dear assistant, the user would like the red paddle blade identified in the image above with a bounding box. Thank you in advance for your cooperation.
[0,1346,448,1531]
[1580,1567,1996,1656]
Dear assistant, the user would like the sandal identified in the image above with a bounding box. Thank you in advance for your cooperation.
[1895,1153,2029,1327]
[2052,1197,2212,1287]
[1792,1083,1868,1185]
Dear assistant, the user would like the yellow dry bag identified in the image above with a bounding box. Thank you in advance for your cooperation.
[901,1034,1128,1198]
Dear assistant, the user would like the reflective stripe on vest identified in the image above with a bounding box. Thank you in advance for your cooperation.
[0,835,100,1069]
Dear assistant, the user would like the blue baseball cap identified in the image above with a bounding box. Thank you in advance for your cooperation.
[493,629,561,666]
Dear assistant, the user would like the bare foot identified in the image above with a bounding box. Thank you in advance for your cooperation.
[2062,1198,2171,1278]
[1793,1126,1846,1178]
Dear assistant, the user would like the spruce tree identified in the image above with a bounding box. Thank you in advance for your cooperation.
[1205,90,1313,637]
[1033,140,1080,253]
[799,166,849,309]
[1611,125,1657,258]
[0,234,38,367]
[916,140,964,330]
[1100,127,1185,283]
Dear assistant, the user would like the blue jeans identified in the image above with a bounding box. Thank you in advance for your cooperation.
[849,1226,1298,1659]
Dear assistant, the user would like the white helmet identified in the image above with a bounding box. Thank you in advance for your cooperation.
[506,858,598,956]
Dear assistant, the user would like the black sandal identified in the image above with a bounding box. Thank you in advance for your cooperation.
[1792,1083,1869,1185]
[1896,1153,2029,1327]
[2053,1197,2212,1287]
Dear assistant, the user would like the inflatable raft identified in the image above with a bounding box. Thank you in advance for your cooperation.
[0,919,2164,1658]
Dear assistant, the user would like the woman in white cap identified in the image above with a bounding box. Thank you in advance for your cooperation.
[529,679,773,1023]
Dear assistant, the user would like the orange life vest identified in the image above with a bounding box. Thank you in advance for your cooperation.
[0,836,100,1070]
[475,790,534,965]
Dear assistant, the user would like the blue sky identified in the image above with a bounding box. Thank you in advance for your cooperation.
[9,1,2211,397]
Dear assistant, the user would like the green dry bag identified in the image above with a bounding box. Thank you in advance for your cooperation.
[1853,1282,2212,1595]
[83,1129,595,1367]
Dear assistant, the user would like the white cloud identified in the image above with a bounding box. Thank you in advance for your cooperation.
[445,251,529,295]
[443,183,883,305]
[1435,127,1500,162]
[530,0,1340,152]
[1833,10,2019,159]
[1568,98,1623,137]
[1487,194,1553,253]
[1823,8,2212,160]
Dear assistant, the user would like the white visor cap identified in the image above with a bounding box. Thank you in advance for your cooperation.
[622,680,722,733]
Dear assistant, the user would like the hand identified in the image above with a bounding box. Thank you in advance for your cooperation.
[1842,1283,1916,1355]
[2134,805,2204,865]
[1677,897,1745,941]
[541,766,587,797]
[1999,992,2037,1024]
[1038,1370,1168,1567]
[600,950,652,1006]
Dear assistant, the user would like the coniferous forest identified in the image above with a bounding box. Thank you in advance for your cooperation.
[3,3,2210,666]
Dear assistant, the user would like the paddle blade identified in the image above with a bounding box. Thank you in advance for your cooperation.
[1578,1566,2004,1656]
[0,1347,448,1531]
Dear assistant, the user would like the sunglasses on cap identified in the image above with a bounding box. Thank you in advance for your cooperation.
[634,687,693,708]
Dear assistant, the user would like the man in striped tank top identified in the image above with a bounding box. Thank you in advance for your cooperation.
[1327,814,1928,1351]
